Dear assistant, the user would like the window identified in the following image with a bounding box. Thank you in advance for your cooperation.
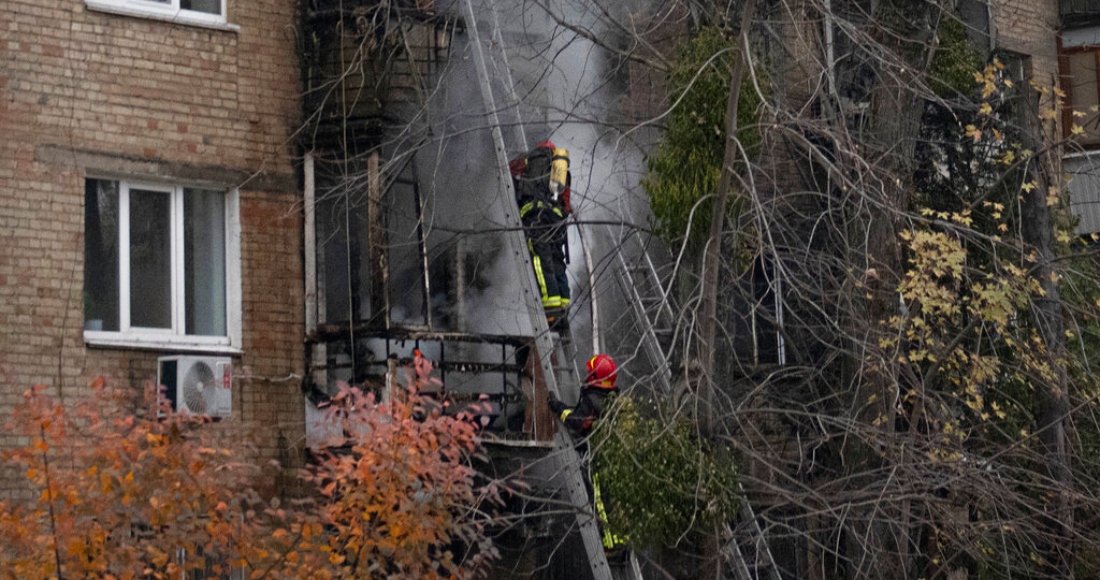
[84,178,241,351]
[1061,47,1100,145]
[85,0,231,29]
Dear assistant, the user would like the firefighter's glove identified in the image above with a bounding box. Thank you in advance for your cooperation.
[548,393,567,415]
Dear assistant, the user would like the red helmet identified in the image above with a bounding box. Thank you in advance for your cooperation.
[586,354,617,389]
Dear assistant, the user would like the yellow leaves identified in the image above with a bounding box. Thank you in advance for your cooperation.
[981,81,996,99]
[1072,124,1085,135]
[978,102,993,116]
[950,210,972,226]
[965,124,982,142]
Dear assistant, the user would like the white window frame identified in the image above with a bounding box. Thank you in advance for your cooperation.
[85,0,238,32]
[84,178,242,354]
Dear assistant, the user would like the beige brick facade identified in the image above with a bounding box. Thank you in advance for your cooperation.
[0,1,305,497]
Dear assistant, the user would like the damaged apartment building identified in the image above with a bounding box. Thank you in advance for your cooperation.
[7,0,1100,578]
[2,0,619,576]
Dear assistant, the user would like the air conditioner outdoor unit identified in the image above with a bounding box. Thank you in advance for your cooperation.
[157,355,233,418]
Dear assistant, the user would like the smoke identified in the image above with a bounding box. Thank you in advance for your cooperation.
[469,0,660,364]
[372,0,666,388]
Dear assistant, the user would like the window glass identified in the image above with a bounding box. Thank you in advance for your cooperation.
[85,0,225,22]
[180,0,220,14]
[84,178,234,344]
[387,180,426,326]
[129,188,173,329]
[318,173,374,325]
[84,180,120,331]
[1069,51,1100,143]
[185,188,227,336]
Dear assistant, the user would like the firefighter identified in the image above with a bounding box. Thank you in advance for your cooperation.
[547,353,618,438]
[547,353,628,554]
[510,140,571,318]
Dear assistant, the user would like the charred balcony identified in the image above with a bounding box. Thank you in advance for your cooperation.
[299,0,459,152]
[1062,0,1100,27]
[304,327,560,445]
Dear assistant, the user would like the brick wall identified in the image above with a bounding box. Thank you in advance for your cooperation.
[0,0,305,498]
[993,0,1061,120]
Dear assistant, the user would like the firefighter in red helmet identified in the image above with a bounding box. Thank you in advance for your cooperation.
[548,354,619,437]
[548,353,628,553]
[510,140,572,323]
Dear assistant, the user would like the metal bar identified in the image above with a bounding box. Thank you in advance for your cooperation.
[411,157,433,330]
[606,225,672,394]
[304,152,318,331]
[307,325,531,346]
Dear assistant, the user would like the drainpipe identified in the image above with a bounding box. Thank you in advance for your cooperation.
[304,152,318,332]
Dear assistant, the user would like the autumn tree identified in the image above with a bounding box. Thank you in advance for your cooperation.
[0,373,502,580]
[304,382,502,579]
[0,380,303,579]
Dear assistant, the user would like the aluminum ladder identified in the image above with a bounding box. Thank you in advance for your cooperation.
[461,1,614,577]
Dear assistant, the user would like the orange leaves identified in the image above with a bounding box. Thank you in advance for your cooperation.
[1,378,502,580]
[0,381,272,578]
[305,382,501,579]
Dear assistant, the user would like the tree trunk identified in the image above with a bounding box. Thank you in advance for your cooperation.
[1020,85,1074,580]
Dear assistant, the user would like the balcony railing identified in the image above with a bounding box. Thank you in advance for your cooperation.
[1061,0,1100,27]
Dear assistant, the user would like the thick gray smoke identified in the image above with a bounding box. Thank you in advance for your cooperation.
[414,0,660,363]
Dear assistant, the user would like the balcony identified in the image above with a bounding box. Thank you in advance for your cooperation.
[300,0,456,151]
[1062,0,1100,28]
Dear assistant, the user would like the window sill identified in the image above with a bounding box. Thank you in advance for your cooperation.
[1064,149,1100,160]
[85,0,240,32]
[84,332,242,355]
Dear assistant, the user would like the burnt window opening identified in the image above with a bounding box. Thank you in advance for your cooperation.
[732,257,785,367]
[309,149,482,393]
[315,154,382,329]
[313,151,447,331]
[300,0,455,152]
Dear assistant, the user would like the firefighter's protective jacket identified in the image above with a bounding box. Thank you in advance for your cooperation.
[550,385,617,437]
